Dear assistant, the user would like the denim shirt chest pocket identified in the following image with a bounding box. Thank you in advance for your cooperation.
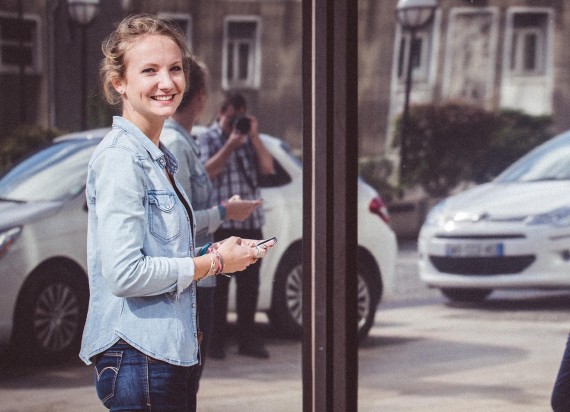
[148,190,181,242]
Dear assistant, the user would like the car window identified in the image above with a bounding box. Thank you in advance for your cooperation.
[259,156,292,188]
[496,132,570,183]
[0,139,99,202]
[259,140,296,188]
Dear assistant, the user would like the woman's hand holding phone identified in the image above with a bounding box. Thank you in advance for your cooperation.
[254,236,277,258]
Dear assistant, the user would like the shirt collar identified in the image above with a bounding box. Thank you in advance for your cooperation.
[112,116,179,174]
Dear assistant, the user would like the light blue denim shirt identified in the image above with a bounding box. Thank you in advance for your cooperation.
[80,116,200,367]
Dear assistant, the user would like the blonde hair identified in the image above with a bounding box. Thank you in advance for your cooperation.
[100,14,192,105]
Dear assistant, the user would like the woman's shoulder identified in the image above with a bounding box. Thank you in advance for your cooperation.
[90,128,145,166]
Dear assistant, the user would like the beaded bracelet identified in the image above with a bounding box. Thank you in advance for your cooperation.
[211,249,230,277]
[206,253,216,277]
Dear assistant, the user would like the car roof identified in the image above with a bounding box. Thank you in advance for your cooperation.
[53,126,287,148]
[54,128,110,143]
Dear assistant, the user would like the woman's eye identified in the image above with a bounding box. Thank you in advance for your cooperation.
[142,68,155,74]
[171,65,182,72]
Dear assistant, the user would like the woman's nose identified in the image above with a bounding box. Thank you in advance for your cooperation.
[157,70,175,89]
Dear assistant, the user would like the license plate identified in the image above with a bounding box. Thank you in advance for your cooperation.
[445,242,504,257]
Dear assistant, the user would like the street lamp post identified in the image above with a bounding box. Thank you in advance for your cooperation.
[67,0,100,130]
[396,0,437,182]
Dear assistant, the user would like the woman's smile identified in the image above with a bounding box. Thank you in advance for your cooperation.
[152,94,176,102]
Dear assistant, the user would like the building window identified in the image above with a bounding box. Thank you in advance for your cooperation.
[0,15,39,73]
[223,17,261,89]
[509,12,548,75]
[158,13,192,50]
[397,30,430,82]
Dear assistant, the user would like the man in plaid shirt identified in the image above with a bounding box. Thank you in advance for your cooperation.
[199,93,274,359]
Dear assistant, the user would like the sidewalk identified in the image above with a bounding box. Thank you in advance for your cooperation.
[0,300,565,411]
[198,303,565,411]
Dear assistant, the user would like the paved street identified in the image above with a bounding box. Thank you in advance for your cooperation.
[1,241,569,411]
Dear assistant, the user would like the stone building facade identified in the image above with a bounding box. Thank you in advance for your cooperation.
[1,0,569,162]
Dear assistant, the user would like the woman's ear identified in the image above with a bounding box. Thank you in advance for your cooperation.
[111,77,125,95]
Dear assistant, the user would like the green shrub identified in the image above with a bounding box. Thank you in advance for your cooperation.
[471,109,552,182]
[395,103,553,197]
[0,124,65,174]
[358,156,398,203]
[87,93,117,129]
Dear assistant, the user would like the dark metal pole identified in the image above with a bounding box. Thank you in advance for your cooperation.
[17,0,26,123]
[80,25,88,130]
[399,27,416,182]
[302,0,358,410]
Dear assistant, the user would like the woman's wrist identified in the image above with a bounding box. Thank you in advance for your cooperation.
[206,253,216,277]
[195,248,228,279]
[210,249,225,275]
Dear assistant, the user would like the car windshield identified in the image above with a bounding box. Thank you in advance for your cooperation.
[495,132,570,183]
[0,138,98,202]
[280,140,302,167]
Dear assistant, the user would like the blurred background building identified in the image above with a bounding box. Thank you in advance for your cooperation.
[0,0,567,165]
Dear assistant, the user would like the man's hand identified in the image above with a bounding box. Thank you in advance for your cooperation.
[227,130,248,150]
[248,116,260,140]
[223,198,262,221]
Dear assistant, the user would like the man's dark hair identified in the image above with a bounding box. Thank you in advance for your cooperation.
[221,92,247,113]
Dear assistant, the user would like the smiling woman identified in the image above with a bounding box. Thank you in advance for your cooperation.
[79,14,266,412]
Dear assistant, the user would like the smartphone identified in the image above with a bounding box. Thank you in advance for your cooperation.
[257,236,277,247]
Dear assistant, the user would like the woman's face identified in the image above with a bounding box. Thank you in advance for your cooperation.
[114,34,186,127]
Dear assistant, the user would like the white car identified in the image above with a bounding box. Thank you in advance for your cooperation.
[418,129,570,302]
[0,128,397,361]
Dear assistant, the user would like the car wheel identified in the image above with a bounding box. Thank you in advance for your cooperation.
[269,247,381,342]
[12,266,88,363]
[440,287,492,302]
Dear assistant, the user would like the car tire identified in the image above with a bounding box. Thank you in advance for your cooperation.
[440,287,492,302]
[269,246,381,343]
[12,265,89,364]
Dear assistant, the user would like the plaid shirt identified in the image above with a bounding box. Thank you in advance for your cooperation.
[198,122,264,230]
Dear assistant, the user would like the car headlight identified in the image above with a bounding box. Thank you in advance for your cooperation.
[0,226,22,259]
[527,207,570,227]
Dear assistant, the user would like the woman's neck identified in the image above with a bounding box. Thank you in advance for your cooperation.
[123,111,165,146]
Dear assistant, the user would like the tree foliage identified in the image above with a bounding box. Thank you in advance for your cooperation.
[0,124,64,174]
[396,103,553,197]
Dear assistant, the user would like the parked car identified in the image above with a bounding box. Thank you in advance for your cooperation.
[418,129,570,302]
[0,127,397,361]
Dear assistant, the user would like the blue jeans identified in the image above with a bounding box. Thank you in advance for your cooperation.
[552,334,570,412]
[94,341,200,411]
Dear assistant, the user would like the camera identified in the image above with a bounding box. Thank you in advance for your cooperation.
[233,116,251,134]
